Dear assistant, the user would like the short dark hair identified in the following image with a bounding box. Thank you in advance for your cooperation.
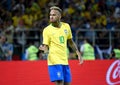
[50,6,62,14]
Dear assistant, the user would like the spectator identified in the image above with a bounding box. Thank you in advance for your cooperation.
[24,42,39,61]
[114,0,120,19]
[12,0,25,15]
[80,38,95,60]
[3,20,14,43]
[84,20,97,43]
[0,35,13,60]
[95,31,112,59]
[0,0,120,60]
[110,44,120,59]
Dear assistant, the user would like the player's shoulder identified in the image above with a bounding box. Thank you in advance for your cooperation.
[61,22,71,30]
[43,24,51,31]
[61,22,70,26]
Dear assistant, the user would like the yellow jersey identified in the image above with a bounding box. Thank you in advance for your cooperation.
[43,22,72,65]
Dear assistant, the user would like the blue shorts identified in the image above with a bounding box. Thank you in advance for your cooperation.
[48,65,72,82]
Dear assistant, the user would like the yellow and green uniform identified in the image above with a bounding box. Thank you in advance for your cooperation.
[113,49,120,59]
[27,45,38,60]
[83,43,95,60]
[43,22,72,65]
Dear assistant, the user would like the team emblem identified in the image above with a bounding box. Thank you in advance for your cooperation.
[64,29,67,34]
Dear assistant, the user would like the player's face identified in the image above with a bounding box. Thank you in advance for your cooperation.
[49,10,61,23]
[0,36,6,43]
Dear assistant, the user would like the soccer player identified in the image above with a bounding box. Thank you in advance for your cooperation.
[39,6,83,85]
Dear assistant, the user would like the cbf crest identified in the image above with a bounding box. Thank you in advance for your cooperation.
[64,29,68,34]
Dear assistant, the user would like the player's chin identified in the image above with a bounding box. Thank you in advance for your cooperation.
[50,20,56,23]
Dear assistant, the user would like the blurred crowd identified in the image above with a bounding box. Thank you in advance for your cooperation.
[0,0,120,60]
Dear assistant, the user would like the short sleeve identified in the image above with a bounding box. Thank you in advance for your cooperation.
[43,28,50,45]
[67,24,72,39]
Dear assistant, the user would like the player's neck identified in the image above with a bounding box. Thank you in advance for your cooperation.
[52,21,61,28]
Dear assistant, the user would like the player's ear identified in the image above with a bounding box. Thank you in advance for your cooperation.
[59,14,62,19]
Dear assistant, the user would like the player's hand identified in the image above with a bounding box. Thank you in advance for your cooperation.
[39,45,48,53]
[39,45,45,51]
[76,50,83,64]
[78,56,83,64]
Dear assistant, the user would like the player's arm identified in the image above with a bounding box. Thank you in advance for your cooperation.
[67,39,83,64]
[39,27,49,53]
